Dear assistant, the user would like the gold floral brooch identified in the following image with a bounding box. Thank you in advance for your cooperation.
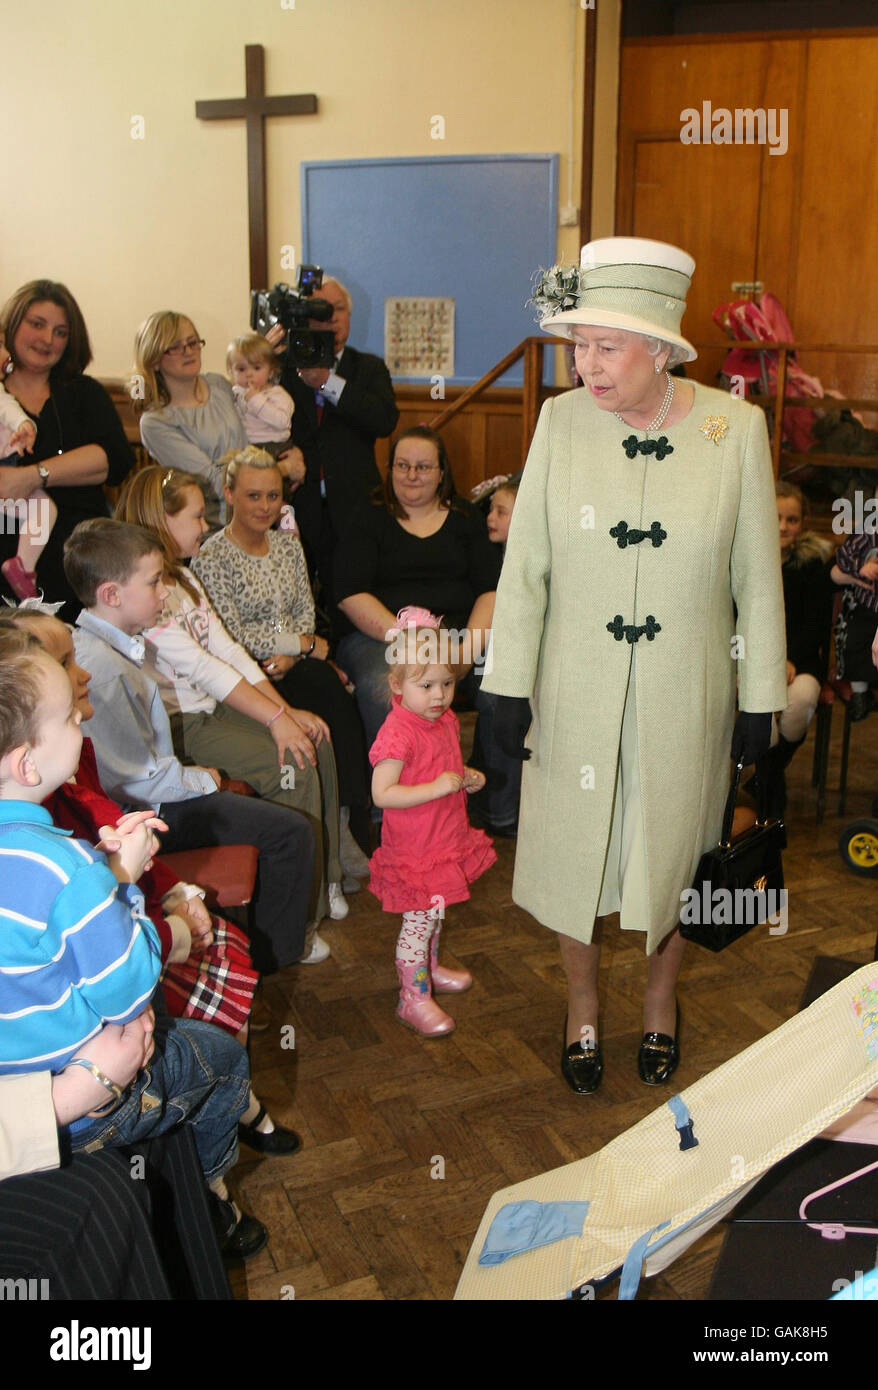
[700,415,729,444]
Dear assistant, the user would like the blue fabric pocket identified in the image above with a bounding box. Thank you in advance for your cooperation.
[478,1200,590,1266]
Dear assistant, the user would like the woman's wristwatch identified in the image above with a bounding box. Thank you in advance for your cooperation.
[36,463,51,486]
[302,635,316,657]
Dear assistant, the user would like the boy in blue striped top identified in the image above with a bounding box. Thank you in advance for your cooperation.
[0,634,162,1073]
[0,628,252,1206]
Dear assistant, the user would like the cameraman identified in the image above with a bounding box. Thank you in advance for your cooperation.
[270,278,398,609]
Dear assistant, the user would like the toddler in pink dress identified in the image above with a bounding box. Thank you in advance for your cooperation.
[369,609,496,1037]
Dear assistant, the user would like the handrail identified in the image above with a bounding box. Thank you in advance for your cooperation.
[428,335,567,465]
[428,339,528,428]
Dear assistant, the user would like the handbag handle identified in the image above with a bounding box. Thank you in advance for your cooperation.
[718,760,770,850]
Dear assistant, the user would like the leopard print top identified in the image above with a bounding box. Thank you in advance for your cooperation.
[192,527,315,660]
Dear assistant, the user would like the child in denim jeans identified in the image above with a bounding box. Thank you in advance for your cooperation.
[0,628,260,1250]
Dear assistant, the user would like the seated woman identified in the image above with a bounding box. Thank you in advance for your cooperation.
[115,466,347,961]
[332,426,503,803]
[192,446,371,875]
[134,313,307,533]
[0,280,135,617]
[134,311,246,531]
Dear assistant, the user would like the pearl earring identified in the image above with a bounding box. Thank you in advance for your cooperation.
[654,362,661,374]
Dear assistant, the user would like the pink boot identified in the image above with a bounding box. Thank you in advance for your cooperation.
[430,921,473,993]
[395,959,455,1037]
[1,556,38,600]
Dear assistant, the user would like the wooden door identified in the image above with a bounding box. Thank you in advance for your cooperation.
[787,36,878,397]
[615,33,878,398]
[624,135,763,384]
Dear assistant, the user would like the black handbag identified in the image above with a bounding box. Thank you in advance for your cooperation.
[679,761,787,952]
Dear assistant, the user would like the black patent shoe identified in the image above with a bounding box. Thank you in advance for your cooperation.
[561,1020,603,1095]
[222,1213,268,1261]
[209,1196,269,1262]
[238,1103,301,1156]
[850,690,876,723]
[637,1007,680,1086]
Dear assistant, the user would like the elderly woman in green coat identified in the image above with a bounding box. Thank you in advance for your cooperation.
[484,239,787,1094]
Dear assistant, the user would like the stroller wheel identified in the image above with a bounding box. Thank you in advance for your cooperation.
[839,819,878,876]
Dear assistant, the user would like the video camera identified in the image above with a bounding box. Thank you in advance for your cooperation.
[250,264,335,370]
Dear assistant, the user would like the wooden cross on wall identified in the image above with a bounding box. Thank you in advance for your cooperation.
[196,45,317,291]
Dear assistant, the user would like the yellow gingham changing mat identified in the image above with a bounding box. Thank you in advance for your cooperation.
[455,962,878,1300]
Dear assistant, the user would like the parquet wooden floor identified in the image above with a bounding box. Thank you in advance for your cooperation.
[229,711,878,1302]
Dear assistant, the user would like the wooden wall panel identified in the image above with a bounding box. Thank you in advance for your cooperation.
[791,37,878,398]
[618,32,878,402]
[618,38,776,381]
[629,137,763,385]
[618,37,773,144]
[752,40,809,314]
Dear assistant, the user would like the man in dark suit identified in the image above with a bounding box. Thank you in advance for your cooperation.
[277,278,399,607]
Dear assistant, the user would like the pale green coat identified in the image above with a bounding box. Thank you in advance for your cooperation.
[482,382,788,950]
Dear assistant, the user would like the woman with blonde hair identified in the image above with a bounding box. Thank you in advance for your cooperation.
[193,445,372,872]
[134,311,247,530]
[116,464,349,961]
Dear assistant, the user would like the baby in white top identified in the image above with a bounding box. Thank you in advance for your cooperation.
[227,333,294,461]
[0,329,56,600]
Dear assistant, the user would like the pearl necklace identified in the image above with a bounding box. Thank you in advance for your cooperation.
[615,371,674,435]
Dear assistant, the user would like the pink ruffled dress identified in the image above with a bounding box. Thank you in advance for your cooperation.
[368,698,497,912]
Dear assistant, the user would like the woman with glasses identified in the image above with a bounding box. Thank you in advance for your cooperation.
[0,280,135,618]
[333,425,506,810]
[134,312,247,530]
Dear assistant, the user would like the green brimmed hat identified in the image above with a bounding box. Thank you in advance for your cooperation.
[532,237,697,362]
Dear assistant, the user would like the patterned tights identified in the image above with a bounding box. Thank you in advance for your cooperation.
[396,909,440,965]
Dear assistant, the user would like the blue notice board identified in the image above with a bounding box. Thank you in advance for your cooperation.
[301,155,558,386]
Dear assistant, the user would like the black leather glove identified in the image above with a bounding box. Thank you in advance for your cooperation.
[731,711,772,766]
[493,695,533,761]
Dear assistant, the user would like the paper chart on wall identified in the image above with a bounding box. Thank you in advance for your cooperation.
[384,297,455,378]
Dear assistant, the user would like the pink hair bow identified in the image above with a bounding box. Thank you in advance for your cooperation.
[385,605,441,640]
